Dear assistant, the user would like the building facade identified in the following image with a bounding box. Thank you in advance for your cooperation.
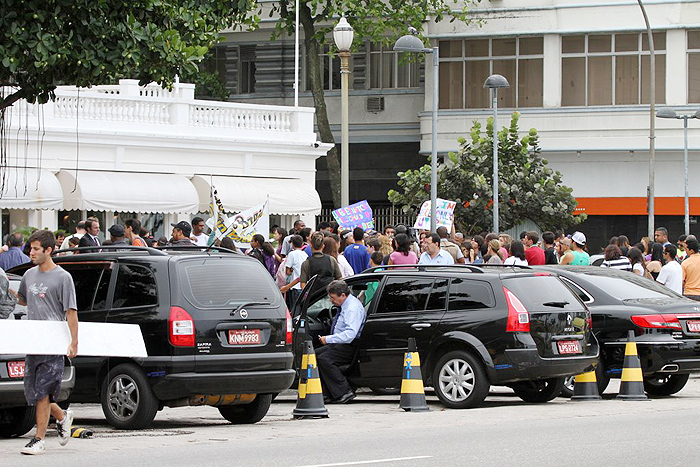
[215,0,700,251]
[0,80,331,240]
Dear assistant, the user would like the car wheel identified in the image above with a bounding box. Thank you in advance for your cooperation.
[643,373,690,397]
[512,377,565,403]
[101,363,159,430]
[368,386,401,396]
[432,350,489,409]
[559,375,576,398]
[218,393,272,424]
[0,406,36,438]
[595,362,610,395]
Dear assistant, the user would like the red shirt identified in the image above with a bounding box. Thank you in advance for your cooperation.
[525,246,545,265]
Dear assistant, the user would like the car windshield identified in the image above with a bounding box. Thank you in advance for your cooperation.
[580,273,679,301]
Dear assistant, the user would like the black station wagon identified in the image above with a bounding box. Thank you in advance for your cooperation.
[293,264,599,408]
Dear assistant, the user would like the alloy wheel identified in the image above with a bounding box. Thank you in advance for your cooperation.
[438,358,475,402]
[108,374,140,421]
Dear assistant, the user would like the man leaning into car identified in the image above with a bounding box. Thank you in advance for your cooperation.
[316,280,366,404]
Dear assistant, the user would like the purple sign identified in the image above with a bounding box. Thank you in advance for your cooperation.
[332,200,374,230]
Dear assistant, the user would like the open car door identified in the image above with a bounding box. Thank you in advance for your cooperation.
[291,275,318,370]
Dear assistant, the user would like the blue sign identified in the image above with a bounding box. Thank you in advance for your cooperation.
[332,200,374,230]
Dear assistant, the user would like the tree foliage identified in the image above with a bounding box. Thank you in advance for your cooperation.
[267,0,482,208]
[388,113,585,234]
[0,0,255,110]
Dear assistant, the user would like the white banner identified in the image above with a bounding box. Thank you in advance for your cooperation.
[226,199,270,248]
[413,198,457,231]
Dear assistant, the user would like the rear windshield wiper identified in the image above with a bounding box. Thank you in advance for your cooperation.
[231,301,271,316]
[542,301,570,308]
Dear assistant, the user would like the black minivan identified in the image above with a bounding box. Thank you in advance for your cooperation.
[293,265,599,408]
[10,247,295,429]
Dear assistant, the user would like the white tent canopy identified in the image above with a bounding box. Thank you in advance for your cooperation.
[57,170,199,214]
[0,168,63,210]
[191,175,321,216]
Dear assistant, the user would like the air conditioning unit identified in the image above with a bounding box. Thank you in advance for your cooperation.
[366,96,385,113]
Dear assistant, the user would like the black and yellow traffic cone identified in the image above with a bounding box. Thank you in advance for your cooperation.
[399,338,429,412]
[293,340,329,418]
[616,330,649,401]
[570,367,602,401]
[70,427,93,438]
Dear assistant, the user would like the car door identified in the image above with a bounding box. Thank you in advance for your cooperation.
[355,276,448,387]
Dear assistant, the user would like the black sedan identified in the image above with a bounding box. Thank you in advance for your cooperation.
[534,265,700,396]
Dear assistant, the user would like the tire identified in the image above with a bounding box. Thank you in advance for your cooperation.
[643,373,690,397]
[0,406,36,438]
[368,386,401,396]
[595,362,610,395]
[218,393,272,424]
[432,350,489,409]
[101,363,159,430]
[559,375,576,398]
[512,377,565,403]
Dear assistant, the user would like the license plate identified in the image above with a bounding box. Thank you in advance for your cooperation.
[557,340,581,355]
[7,361,25,378]
[687,321,700,333]
[228,329,261,345]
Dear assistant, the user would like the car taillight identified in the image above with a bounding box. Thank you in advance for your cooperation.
[169,306,195,347]
[503,286,530,332]
[587,315,593,330]
[285,307,293,345]
[631,314,682,330]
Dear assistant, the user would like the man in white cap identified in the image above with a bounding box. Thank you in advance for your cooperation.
[568,231,590,265]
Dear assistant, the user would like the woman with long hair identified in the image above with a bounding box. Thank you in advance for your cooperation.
[645,242,664,280]
[273,226,287,264]
[627,246,647,277]
[504,240,528,266]
[486,239,504,264]
[323,235,354,278]
[388,233,418,266]
[601,244,632,271]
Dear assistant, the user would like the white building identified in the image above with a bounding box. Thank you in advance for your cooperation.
[215,0,700,250]
[0,80,331,239]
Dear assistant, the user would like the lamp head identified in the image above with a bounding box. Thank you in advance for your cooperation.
[333,17,354,52]
[656,108,678,119]
[394,33,431,53]
[484,74,510,89]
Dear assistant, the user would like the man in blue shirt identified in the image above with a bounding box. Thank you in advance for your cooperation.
[316,280,366,404]
[0,233,30,271]
[343,227,370,274]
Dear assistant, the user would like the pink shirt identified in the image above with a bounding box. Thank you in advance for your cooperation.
[390,251,418,265]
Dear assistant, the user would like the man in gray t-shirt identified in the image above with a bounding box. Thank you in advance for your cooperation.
[14,230,78,455]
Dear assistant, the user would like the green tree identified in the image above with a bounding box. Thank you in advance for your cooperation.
[269,0,482,208]
[388,113,585,234]
[0,0,255,110]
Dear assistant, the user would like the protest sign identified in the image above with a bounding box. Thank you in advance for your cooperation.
[413,198,457,230]
[332,200,374,230]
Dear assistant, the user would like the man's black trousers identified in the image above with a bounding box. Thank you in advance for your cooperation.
[316,343,357,400]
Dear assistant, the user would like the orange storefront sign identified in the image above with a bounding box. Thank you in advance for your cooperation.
[574,198,700,216]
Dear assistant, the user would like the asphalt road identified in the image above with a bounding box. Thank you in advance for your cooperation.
[3,378,699,466]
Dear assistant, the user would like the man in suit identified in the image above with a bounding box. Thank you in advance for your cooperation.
[78,219,101,251]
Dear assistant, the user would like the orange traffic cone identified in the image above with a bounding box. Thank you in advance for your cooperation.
[399,338,429,412]
[570,368,601,401]
[616,331,649,401]
[293,340,330,418]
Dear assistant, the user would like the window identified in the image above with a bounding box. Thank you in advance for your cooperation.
[376,277,434,314]
[502,277,585,311]
[306,45,342,91]
[113,264,157,308]
[689,30,700,103]
[62,264,112,312]
[179,259,278,309]
[93,267,112,310]
[368,44,420,89]
[561,33,666,106]
[448,279,495,310]
[239,45,256,94]
[426,279,449,310]
[438,37,543,109]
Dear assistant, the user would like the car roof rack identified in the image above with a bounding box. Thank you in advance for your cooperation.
[53,245,167,256]
[363,264,485,274]
[156,246,239,254]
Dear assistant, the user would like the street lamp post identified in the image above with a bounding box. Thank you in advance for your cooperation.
[333,17,354,208]
[394,30,439,231]
[484,74,510,234]
[656,108,700,236]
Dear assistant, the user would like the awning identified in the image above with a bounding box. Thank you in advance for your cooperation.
[0,168,63,210]
[191,175,321,216]
[57,170,199,214]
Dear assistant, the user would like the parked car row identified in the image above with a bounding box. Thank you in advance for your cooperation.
[2,248,698,437]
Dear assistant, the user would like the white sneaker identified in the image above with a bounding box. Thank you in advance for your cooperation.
[21,437,45,455]
[56,409,74,446]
